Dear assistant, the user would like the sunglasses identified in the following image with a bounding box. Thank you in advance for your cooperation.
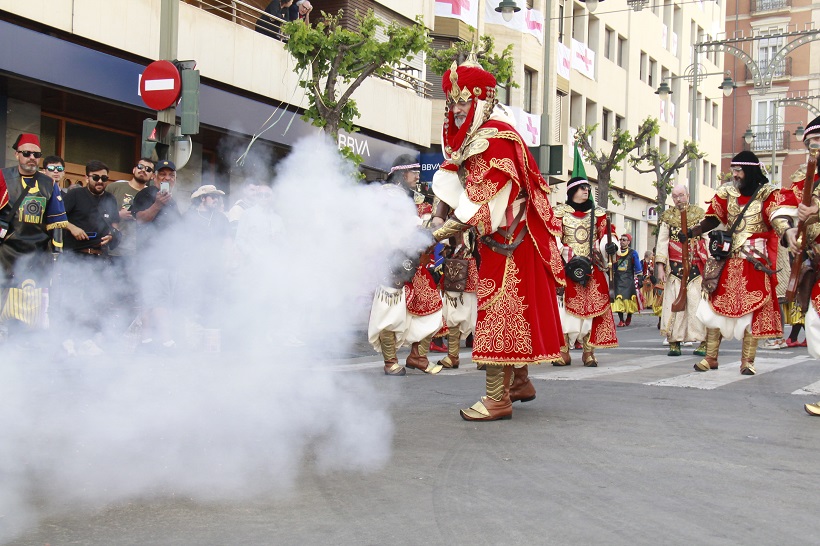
[136,164,154,173]
[45,165,65,172]
[88,174,110,183]
[18,151,43,158]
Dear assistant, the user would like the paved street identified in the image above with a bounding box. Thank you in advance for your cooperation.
[6,312,820,545]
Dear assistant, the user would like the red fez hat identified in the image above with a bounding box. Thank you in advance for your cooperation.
[13,133,41,150]
[621,233,632,243]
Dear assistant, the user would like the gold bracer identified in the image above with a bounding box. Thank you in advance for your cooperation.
[433,217,470,241]
[770,216,793,239]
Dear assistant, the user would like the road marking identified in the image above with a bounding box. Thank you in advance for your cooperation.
[793,378,820,395]
[645,355,812,389]
[531,354,673,381]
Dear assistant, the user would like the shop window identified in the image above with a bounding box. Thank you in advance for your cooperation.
[64,123,136,174]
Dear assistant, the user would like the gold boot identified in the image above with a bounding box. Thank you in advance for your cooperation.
[439,327,462,369]
[460,365,513,421]
[406,334,443,374]
[740,330,758,375]
[555,334,571,366]
[380,331,405,376]
[695,329,721,371]
[581,333,597,367]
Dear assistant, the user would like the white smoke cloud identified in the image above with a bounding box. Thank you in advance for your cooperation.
[0,134,428,542]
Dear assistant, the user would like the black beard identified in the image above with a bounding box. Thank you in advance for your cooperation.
[737,178,760,196]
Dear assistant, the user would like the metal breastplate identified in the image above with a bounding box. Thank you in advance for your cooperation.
[562,210,594,258]
[727,196,765,251]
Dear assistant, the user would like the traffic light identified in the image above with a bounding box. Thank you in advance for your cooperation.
[173,59,200,136]
[141,118,170,160]
[179,68,200,135]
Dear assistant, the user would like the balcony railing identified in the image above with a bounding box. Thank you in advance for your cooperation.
[746,127,800,152]
[745,57,791,80]
[751,0,791,13]
[182,0,431,98]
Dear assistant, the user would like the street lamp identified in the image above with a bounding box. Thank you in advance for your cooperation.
[579,0,603,12]
[495,0,520,22]
[743,127,755,144]
[655,66,735,203]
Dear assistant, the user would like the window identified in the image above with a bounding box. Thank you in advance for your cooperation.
[602,109,612,141]
[558,3,565,42]
[524,68,536,113]
[604,27,613,60]
[497,84,511,106]
[704,98,711,124]
[555,91,566,142]
[648,58,657,87]
[639,52,647,83]
[712,102,719,127]
[616,115,624,131]
[586,99,598,145]
[617,36,627,68]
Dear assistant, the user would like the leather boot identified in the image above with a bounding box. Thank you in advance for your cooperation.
[555,334,571,366]
[740,330,758,375]
[380,331,405,376]
[581,334,597,367]
[694,328,721,371]
[406,334,443,374]
[460,365,513,421]
[439,327,461,369]
[510,365,536,403]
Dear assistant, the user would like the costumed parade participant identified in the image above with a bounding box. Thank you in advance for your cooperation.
[554,176,618,367]
[610,233,642,326]
[775,116,820,414]
[429,224,479,371]
[655,184,708,357]
[684,150,786,375]
[367,155,443,376]
[431,56,566,421]
[0,133,67,337]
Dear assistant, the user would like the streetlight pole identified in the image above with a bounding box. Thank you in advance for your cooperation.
[655,63,735,203]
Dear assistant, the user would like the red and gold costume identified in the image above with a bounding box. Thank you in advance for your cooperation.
[554,203,617,365]
[367,159,444,376]
[432,58,565,421]
[436,232,479,370]
[696,183,785,340]
[694,149,789,377]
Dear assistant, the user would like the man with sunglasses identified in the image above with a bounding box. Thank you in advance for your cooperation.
[0,133,67,339]
[41,156,67,189]
[106,158,154,264]
[59,160,120,354]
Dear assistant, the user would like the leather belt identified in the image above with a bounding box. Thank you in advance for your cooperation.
[481,201,528,257]
[76,247,103,256]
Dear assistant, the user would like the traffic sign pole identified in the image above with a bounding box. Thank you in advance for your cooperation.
[159,0,178,160]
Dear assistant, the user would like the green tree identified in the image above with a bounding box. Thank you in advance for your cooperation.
[426,35,516,87]
[284,10,429,162]
[573,117,659,209]
[629,141,704,223]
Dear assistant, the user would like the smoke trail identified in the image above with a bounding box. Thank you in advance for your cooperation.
[0,134,428,542]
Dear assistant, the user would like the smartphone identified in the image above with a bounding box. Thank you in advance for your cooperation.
[160,182,170,194]
[86,232,97,238]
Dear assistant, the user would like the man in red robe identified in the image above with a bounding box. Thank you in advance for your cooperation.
[686,150,786,375]
[431,57,566,421]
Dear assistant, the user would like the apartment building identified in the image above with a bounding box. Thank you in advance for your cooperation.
[0,0,433,201]
[721,0,820,188]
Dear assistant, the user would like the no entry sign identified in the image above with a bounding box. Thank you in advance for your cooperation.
[139,60,181,111]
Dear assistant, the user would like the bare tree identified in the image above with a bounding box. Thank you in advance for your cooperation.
[573,117,659,209]
[630,140,704,222]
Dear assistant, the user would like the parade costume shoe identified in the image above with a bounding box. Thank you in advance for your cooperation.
[804,402,820,416]
[617,321,626,327]
[439,328,461,369]
[695,329,721,371]
[740,330,758,376]
[460,365,513,421]
[693,341,707,356]
[667,341,682,357]
[555,335,571,366]
[406,341,443,374]
[510,365,536,403]
[582,334,598,367]
[379,331,406,376]
[624,316,632,326]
